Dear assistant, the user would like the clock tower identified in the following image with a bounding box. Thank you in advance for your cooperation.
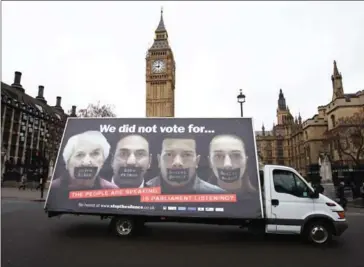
[146,9,176,117]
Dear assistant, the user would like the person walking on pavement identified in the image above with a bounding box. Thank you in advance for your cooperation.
[36,176,42,191]
[35,172,44,191]
[18,173,27,190]
[360,182,364,207]
[337,180,347,210]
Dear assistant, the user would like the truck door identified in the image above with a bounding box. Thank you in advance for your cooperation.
[270,168,314,234]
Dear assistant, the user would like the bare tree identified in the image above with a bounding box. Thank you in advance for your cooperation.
[325,107,364,166]
[68,101,117,118]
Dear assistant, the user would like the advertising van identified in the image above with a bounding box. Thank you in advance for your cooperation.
[44,117,348,245]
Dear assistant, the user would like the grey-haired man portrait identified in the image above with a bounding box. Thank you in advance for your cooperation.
[111,134,152,188]
[146,138,225,194]
[50,130,118,190]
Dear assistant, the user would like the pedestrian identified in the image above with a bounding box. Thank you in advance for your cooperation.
[350,180,358,199]
[39,177,46,199]
[36,175,44,191]
[360,182,364,207]
[18,173,27,190]
[35,172,41,191]
[337,180,347,210]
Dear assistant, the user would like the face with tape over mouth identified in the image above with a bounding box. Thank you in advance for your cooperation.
[158,138,200,187]
[209,134,249,192]
[111,135,151,188]
[63,131,109,188]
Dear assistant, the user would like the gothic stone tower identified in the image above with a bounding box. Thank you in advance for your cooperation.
[331,60,344,100]
[146,9,176,117]
[276,89,292,126]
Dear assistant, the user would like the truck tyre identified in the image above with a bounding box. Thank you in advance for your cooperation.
[303,220,333,245]
[111,216,136,238]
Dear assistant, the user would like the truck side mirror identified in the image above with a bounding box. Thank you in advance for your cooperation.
[310,188,320,198]
[316,184,324,194]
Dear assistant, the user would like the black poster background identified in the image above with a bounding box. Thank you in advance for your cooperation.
[45,118,263,219]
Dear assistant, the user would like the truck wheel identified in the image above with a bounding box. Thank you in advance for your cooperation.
[304,220,333,245]
[111,217,135,238]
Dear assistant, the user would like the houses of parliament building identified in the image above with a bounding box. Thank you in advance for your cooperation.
[2,10,363,181]
[1,72,77,178]
[145,10,364,180]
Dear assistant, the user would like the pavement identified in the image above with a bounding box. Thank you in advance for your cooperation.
[1,187,48,202]
[322,183,364,208]
[1,187,364,267]
[1,180,51,189]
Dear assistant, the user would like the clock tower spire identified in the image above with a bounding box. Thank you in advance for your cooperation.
[145,8,176,117]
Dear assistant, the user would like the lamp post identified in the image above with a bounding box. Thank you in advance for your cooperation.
[1,147,7,184]
[237,89,246,117]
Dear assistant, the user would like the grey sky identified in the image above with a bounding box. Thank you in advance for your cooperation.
[2,1,364,130]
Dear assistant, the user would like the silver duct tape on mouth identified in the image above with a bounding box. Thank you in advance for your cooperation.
[74,166,98,180]
[118,167,142,179]
[217,168,240,183]
[167,168,189,183]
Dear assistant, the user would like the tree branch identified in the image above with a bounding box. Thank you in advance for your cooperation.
[73,101,116,118]
[324,107,364,166]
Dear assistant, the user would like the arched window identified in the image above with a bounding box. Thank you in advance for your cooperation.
[331,115,336,128]
[306,146,311,164]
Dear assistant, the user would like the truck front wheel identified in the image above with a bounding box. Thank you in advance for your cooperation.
[111,216,136,238]
[303,220,333,245]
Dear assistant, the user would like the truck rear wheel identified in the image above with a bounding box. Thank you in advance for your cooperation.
[111,217,136,238]
[303,220,333,245]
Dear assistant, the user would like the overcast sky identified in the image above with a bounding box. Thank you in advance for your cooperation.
[2,1,364,130]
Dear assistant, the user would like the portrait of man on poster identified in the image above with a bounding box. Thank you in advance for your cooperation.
[111,134,152,188]
[208,134,256,195]
[146,138,225,194]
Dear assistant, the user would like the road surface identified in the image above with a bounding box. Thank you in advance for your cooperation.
[1,199,363,267]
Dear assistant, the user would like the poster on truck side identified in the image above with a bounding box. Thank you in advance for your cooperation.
[45,117,263,219]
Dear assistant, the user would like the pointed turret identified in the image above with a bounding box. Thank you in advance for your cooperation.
[333,60,340,76]
[298,113,302,124]
[262,123,265,136]
[156,7,166,33]
[331,60,344,100]
[149,8,170,50]
[278,89,287,110]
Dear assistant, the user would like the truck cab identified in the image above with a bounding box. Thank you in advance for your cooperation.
[260,165,348,245]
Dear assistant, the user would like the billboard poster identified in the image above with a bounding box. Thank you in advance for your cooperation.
[45,118,263,219]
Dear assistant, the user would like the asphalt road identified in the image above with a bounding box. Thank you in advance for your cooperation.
[2,199,364,267]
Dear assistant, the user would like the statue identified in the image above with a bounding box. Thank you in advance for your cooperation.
[319,153,332,183]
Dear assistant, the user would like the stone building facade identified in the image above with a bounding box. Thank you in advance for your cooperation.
[144,11,363,181]
[255,88,304,173]
[256,61,364,180]
[1,71,77,179]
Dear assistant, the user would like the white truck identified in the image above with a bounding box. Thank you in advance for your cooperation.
[104,164,348,245]
[44,117,348,246]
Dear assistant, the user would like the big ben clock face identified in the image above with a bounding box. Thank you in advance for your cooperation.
[152,60,166,73]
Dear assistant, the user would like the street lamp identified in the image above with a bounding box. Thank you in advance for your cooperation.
[237,89,246,117]
[1,147,7,182]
